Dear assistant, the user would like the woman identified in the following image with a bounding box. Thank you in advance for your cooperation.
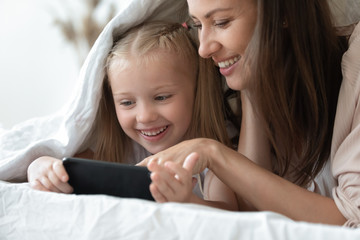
[142,0,360,227]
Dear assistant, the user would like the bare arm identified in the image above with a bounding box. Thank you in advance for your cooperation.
[141,138,346,225]
[238,93,272,170]
[208,140,347,225]
[233,93,346,223]
[236,93,271,211]
[202,169,238,210]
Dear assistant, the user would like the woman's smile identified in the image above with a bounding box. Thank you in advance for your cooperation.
[216,55,241,68]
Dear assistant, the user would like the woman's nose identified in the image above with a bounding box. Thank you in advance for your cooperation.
[136,103,158,123]
[198,28,220,58]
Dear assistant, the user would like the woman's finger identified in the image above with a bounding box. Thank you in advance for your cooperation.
[147,159,161,172]
[182,152,199,172]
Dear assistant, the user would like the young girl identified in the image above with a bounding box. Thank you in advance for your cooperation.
[27,21,238,211]
[141,0,360,226]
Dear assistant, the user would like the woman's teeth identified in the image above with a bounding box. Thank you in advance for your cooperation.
[141,126,167,136]
[218,56,240,68]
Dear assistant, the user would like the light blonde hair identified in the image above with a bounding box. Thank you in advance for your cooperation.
[93,21,230,163]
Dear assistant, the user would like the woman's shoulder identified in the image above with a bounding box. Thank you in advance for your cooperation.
[341,23,360,90]
[331,23,360,165]
[330,24,360,226]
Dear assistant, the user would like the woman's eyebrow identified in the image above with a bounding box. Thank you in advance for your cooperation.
[190,7,232,19]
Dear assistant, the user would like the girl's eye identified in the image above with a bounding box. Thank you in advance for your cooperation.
[155,95,171,101]
[120,100,134,106]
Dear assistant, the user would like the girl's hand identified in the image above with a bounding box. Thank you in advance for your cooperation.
[148,152,199,203]
[27,156,73,193]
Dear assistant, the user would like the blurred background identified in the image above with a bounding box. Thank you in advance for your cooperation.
[0,0,127,129]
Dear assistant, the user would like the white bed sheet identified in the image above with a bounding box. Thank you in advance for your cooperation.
[1,181,359,240]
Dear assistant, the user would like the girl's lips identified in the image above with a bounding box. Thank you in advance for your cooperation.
[140,126,168,136]
[139,126,169,142]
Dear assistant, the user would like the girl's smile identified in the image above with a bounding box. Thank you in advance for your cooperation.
[138,125,169,142]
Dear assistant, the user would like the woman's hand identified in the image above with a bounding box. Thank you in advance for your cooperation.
[148,153,199,203]
[138,138,220,174]
[27,156,73,193]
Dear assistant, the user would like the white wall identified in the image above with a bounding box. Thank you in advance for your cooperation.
[0,0,79,129]
[0,0,127,130]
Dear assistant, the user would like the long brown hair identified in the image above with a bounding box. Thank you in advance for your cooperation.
[93,21,230,163]
[244,0,347,186]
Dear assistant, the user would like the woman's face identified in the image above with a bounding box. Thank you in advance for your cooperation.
[188,0,257,90]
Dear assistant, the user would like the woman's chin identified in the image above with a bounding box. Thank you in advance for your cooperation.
[225,76,247,91]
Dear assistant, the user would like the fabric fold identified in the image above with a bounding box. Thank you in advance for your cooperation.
[0,0,188,182]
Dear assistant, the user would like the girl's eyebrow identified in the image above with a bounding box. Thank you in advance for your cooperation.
[112,92,131,97]
[190,7,232,19]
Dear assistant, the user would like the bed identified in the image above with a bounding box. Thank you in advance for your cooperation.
[1,0,360,239]
[1,181,360,239]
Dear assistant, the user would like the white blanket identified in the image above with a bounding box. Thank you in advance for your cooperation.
[0,0,188,182]
[1,0,360,239]
[1,181,360,239]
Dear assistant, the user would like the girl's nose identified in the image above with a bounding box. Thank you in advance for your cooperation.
[197,28,220,59]
[136,103,158,123]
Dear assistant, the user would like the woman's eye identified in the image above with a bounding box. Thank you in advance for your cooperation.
[191,21,202,30]
[214,20,230,28]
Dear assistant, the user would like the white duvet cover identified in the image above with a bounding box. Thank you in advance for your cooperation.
[1,181,360,240]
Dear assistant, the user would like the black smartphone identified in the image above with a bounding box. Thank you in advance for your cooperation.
[62,157,154,201]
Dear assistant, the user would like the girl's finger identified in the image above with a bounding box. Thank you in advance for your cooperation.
[48,170,73,193]
[53,161,69,183]
[40,174,62,193]
[150,170,180,200]
[165,161,192,185]
[149,183,167,203]
[30,179,50,192]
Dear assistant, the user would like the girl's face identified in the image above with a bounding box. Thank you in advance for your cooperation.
[188,0,257,90]
[108,50,196,154]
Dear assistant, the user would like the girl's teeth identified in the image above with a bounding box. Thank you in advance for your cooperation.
[141,126,167,136]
